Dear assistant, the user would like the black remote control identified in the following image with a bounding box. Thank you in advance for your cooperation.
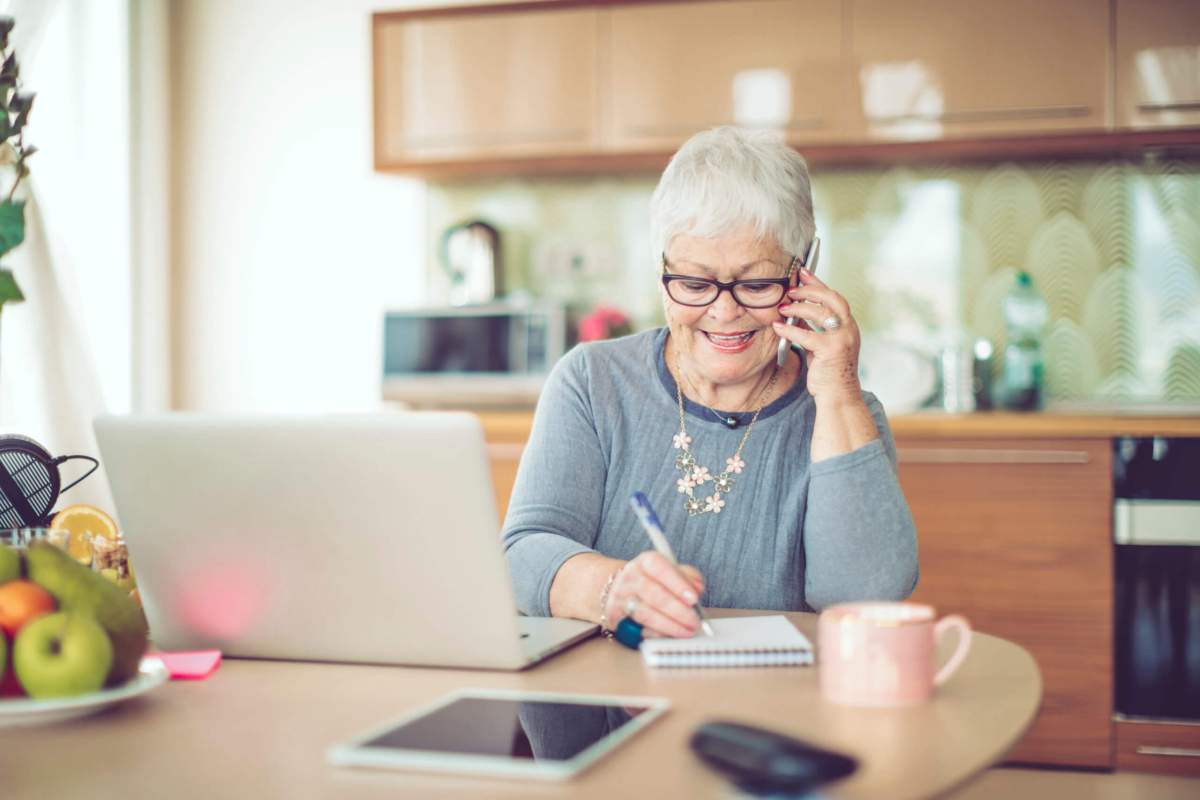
[690,720,858,795]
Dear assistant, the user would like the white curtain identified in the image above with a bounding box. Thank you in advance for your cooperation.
[0,0,116,513]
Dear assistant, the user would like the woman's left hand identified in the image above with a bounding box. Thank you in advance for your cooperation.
[773,269,862,403]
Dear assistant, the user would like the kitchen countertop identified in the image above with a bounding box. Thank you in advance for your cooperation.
[471,409,1200,440]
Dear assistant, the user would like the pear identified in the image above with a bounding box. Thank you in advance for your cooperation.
[24,542,149,684]
[0,544,20,583]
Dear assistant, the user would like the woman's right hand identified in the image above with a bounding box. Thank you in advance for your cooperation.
[605,552,705,638]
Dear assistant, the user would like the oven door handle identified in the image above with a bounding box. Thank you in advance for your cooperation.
[1114,499,1200,546]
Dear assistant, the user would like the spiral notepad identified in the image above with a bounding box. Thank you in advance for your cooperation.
[640,615,814,668]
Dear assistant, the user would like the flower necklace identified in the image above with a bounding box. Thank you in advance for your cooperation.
[671,362,779,516]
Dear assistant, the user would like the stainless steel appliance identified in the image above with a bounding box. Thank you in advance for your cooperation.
[381,303,567,408]
[1113,437,1200,730]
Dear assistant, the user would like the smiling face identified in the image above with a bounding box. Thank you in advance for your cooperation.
[662,225,795,398]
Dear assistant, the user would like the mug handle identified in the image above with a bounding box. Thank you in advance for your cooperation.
[932,615,972,686]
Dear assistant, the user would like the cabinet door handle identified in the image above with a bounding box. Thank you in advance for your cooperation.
[867,104,1090,124]
[897,448,1091,465]
[1137,101,1200,112]
[626,117,823,137]
[402,128,590,147]
[1135,746,1200,758]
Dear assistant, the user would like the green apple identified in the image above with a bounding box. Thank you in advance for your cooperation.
[0,545,20,583]
[13,612,113,698]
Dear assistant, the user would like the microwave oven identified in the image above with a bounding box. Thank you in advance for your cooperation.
[381,303,568,407]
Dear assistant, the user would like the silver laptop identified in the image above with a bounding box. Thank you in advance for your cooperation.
[93,413,596,670]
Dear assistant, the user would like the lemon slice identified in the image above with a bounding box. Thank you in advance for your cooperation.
[49,504,119,565]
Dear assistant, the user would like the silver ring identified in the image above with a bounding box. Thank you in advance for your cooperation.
[821,315,842,331]
[624,597,639,617]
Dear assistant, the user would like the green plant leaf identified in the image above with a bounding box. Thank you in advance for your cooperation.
[0,267,22,307]
[10,91,32,134]
[0,199,24,259]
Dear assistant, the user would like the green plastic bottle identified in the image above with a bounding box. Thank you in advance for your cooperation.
[1001,271,1047,411]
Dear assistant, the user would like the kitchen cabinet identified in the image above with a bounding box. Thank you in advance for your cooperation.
[604,0,849,151]
[847,0,1110,140]
[897,437,1114,767]
[1115,0,1200,130]
[374,0,1199,175]
[479,412,531,523]
[373,7,599,167]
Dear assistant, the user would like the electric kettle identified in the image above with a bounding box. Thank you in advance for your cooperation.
[440,219,502,305]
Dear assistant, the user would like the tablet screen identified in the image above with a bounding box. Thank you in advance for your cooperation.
[361,696,653,762]
[329,691,669,779]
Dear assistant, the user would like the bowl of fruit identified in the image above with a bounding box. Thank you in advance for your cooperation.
[0,506,164,726]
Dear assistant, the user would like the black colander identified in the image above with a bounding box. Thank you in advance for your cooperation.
[0,434,98,528]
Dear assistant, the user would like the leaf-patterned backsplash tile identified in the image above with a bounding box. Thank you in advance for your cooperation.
[429,156,1200,403]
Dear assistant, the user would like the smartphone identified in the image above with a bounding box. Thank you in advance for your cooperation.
[777,235,821,367]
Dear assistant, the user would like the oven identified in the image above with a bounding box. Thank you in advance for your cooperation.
[1113,436,1200,771]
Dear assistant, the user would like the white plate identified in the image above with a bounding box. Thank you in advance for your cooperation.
[858,336,937,414]
[0,656,169,727]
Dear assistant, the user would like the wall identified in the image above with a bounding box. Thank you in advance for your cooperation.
[428,157,1200,406]
[170,0,458,412]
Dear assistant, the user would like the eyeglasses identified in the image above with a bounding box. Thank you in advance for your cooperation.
[660,253,800,309]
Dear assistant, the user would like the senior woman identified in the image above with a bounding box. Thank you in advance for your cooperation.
[502,126,917,639]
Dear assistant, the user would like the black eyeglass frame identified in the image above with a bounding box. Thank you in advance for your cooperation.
[660,252,805,309]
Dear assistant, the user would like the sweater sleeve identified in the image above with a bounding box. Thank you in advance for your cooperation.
[801,393,919,611]
[500,348,607,616]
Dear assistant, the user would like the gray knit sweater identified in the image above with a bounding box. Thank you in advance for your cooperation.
[501,328,918,616]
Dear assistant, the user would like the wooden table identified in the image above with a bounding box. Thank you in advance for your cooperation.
[2,611,1041,799]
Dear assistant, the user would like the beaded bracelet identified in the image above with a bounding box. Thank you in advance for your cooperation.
[597,567,622,639]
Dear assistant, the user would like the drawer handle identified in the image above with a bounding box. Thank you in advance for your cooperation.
[1135,746,1200,758]
[867,104,1090,124]
[1137,101,1200,112]
[897,448,1091,465]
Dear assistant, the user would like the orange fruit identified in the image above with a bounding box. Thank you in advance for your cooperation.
[0,579,56,637]
[50,504,119,565]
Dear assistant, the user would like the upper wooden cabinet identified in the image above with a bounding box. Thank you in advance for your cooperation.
[373,0,1198,175]
[1115,0,1200,130]
[373,7,599,165]
[847,0,1110,140]
[604,0,848,151]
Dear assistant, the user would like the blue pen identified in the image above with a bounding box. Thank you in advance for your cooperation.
[630,492,715,637]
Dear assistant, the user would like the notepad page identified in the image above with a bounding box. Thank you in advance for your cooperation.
[640,615,813,668]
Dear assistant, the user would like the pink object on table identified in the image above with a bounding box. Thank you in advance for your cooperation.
[146,650,222,680]
[818,602,972,707]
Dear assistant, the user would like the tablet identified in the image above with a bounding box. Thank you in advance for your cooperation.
[327,688,669,781]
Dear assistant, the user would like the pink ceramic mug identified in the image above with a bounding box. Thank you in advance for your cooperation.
[818,602,972,707]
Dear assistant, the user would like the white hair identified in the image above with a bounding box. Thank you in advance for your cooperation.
[649,126,815,264]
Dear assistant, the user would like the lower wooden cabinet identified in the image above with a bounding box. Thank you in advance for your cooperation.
[478,412,531,524]
[479,412,1121,767]
[897,437,1114,767]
